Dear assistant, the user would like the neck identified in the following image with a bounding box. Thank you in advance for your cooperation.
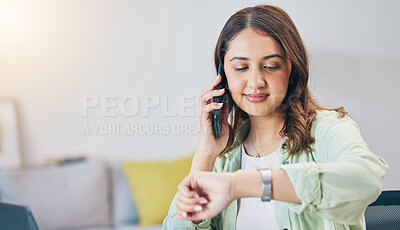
[247,112,285,149]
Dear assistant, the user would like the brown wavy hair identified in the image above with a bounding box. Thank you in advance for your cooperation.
[215,4,346,157]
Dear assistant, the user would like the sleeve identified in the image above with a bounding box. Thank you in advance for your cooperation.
[279,115,389,225]
[162,163,222,230]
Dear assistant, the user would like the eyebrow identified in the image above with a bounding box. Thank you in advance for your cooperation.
[229,54,284,62]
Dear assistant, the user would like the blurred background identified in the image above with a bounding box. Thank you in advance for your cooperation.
[0,0,399,188]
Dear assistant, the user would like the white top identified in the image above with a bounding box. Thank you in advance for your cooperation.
[235,143,281,230]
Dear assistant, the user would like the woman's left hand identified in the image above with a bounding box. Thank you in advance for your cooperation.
[174,172,235,222]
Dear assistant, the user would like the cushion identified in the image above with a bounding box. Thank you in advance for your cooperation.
[121,155,193,226]
[0,161,112,230]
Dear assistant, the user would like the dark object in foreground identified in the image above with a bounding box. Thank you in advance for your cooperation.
[365,190,400,230]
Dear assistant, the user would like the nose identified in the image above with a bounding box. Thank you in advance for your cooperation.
[247,68,266,89]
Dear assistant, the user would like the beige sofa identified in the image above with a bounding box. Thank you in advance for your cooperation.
[0,161,163,230]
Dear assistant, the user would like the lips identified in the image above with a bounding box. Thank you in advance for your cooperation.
[245,93,269,103]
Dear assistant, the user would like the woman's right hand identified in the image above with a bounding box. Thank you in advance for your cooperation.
[174,171,236,222]
[197,74,231,157]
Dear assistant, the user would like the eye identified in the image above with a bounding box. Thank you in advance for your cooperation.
[264,66,279,70]
[234,67,248,71]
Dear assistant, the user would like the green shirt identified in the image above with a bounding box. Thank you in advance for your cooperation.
[163,110,389,230]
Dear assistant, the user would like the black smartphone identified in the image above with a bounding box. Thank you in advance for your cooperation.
[212,63,229,138]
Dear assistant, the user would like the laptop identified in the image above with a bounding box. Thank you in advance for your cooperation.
[0,202,40,230]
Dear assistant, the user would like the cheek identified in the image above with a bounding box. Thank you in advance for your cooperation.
[227,78,244,94]
[226,79,246,104]
[269,77,289,95]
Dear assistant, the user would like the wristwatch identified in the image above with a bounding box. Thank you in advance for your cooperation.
[257,168,272,202]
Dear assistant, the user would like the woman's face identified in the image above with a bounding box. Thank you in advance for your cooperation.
[224,28,292,117]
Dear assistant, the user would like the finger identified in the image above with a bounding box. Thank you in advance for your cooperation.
[202,102,224,114]
[175,212,189,220]
[175,211,204,222]
[180,210,210,222]
[177,178,200,198]
[201,74,222,95]
[174,210,188,220]
[204,88,225,105]
[175,197,204,213]
[178,188,199,199]
[174,185,209,216]
[200,88,225,108]
[177,174,202,198]
[179,194,208,206]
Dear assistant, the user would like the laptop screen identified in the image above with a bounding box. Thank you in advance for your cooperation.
[0,202,40,230]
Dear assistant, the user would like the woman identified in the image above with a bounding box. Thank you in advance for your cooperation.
[163,4,388,230]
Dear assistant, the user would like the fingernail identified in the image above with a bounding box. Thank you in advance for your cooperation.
[219,88,225,91]
[199,199,208,204]
[194,205,202,211]
[194,194,199,198]
[215,74,220,80]
[182,212,187,218]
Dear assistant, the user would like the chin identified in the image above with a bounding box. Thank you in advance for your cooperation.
[242,107,275,117]
[240,104,282,117]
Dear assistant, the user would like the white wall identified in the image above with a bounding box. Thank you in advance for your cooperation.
[0,0,399,190]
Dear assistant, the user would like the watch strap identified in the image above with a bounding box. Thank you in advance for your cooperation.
[258,168,272,202]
